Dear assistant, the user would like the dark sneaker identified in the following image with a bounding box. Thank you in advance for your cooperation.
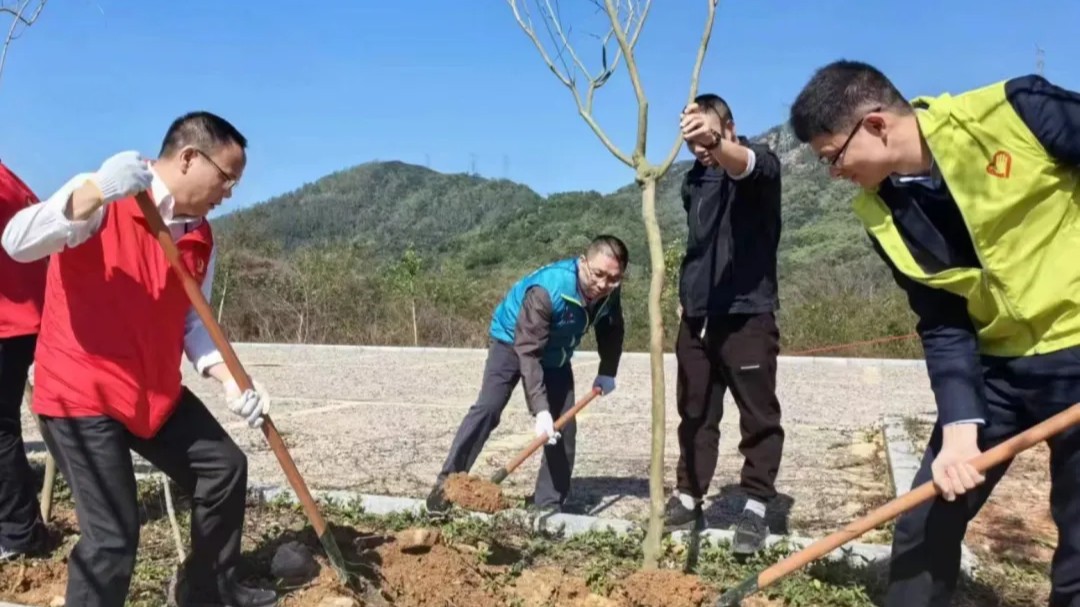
[663,495,703,531]
[732,509,768,556]
[425,483,450,514]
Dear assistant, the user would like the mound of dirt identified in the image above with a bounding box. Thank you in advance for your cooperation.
[0,559,67,606]
[279,559,360,607]
[614,570,712,607]
[508,566,618,607]
[442,472,509,513]
[375,536,503,606]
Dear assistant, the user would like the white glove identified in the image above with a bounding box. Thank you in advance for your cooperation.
[223,377,271,429]
[90,150,153,205]
[593,375,616,396]
[25,362,34,388]
[534,410,560,446]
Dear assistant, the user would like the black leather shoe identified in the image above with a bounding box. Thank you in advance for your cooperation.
[169,566,277,607]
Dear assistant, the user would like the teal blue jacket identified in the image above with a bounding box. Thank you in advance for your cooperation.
[489,257,622,371]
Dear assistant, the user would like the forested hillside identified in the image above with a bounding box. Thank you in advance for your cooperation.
[209,124,922,358]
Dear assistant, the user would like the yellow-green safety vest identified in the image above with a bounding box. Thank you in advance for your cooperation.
[853,79,1080,357]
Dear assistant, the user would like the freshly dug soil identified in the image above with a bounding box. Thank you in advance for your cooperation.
[0,559,67,606]
[376,537,503,606]
[614,570,712,607]
[442,472,509,513]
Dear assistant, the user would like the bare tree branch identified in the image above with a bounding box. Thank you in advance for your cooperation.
[658,0,719,175]
[507,0,634,167]
[602,0,650,164]
[0,0,46,90]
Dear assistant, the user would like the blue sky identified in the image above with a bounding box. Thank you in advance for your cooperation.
[2,0,1078,217]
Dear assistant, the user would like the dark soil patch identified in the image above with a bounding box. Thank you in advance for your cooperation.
[442,472,509,513]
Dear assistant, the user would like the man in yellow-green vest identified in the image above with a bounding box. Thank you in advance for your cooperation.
[789,61,1080,607]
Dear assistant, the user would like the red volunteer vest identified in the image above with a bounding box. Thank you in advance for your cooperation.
[32,194,213,438]
[0,162,47,339]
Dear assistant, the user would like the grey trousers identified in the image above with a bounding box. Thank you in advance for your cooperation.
[436,340,576,508]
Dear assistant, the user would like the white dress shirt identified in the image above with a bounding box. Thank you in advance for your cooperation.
[0,168,225,376]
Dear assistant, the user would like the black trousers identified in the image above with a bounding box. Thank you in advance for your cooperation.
[39,387,248,607]
[674,312,785,502]
[437,340,576,508]
[0,333,44,551]
[887,346,1080,607]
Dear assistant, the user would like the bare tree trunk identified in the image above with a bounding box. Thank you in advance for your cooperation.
[411,298,418,346]
[639,176,667,567]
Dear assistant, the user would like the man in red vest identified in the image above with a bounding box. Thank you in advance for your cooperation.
[0,160,49,563]
[1,112,276,607]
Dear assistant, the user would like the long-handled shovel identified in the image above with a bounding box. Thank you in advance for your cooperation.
[715,401,1080,606]
[490,387,601,484]
[132,192,361,593]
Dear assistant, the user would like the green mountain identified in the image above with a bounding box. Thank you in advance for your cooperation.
[209,124,920,358]
[215,124,869,277]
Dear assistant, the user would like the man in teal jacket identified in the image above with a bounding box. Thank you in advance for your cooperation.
[427,235,627,513]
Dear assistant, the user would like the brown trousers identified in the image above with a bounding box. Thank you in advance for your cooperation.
[674,312,785,501]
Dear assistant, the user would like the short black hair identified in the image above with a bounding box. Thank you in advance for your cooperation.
[586,235,629,270]
[694,93,733,123]
[159,111,247,158]
[789,60,911,143]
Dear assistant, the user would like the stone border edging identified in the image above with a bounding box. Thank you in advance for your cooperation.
[252,484,894,570]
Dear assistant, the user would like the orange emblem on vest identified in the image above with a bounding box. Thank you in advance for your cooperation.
[986,150,1012,179]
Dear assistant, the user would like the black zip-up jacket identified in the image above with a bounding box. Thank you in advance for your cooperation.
[678,138,782,317]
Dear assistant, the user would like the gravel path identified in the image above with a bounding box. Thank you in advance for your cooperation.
[20,344,937,539]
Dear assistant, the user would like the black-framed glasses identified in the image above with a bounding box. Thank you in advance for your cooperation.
[195,149,239,189]
[820,106,881,167]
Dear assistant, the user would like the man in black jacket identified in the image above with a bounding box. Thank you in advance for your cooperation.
[663,94,784,556]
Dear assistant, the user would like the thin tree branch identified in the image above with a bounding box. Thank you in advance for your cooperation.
[603,0,649,163]
[508,0,635,167]
[541,0,590,81]
[659,0,719,175]
[508,0,571,88]
[0,0,45,90]
[535,0,574,84]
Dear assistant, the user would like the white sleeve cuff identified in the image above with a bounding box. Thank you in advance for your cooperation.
[727,147,756,181]
[944,418,985,426]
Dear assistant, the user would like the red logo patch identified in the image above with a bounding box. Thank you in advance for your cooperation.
[986,150,1012,179]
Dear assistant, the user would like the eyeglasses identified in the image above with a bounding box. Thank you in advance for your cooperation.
[195,148,239,189]
[819,106,881,168]
[584,257,623,288]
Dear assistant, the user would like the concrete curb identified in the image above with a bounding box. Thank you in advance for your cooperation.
[881,414,979,576]
[253,485,893,569]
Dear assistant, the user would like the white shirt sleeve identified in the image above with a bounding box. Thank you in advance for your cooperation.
[1,172,106,262]
[726,147,757,181]
[183,246,225,376]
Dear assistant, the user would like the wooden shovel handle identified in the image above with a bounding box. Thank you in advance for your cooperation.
[133,191,329,538]
[716,400,1080,605]
[491,387,601,484]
